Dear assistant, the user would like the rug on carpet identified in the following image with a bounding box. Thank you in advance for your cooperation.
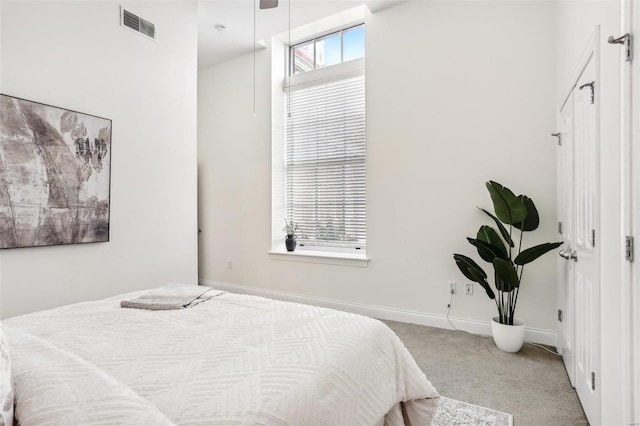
[433,396,513,426]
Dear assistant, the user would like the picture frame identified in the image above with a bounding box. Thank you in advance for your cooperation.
[0,94,112,249]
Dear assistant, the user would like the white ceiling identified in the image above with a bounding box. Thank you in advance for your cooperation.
[197,0,405,69]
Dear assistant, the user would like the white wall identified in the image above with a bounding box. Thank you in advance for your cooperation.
[0,1,199,319]
[555,1,623,424]
[198,1,558,333]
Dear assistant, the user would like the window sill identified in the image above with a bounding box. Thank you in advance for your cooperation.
[268,249,369,267]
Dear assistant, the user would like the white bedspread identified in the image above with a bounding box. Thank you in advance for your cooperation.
[4,290,439,425]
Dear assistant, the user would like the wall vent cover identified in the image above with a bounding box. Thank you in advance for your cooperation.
[121,7,155,40]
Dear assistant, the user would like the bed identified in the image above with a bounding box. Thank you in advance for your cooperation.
[2,288,440,425]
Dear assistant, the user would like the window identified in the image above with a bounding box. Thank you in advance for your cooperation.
[284,24,366,251]
[292,24,365,75]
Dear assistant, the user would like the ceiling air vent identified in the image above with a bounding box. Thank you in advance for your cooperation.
[120,7,155,40]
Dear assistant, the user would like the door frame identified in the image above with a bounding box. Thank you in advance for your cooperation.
[621,1,639,424]
[557,91,575,383]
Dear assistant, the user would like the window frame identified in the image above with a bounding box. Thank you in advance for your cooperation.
[290,23,365,76]
[284,27,366,254]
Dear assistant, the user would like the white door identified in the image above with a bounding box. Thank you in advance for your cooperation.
[572,54,600,425]
[557,92,575,387]
[557,44,601,425]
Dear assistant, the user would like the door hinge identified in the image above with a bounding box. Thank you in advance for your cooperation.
[608,33,633,62]
[591,229,596,247]
[579,81,595,104]
[552,132,561,146]
[591,372,596,391]
[558,221,563,235]
[626,236,634,262]
[558,309,563,322]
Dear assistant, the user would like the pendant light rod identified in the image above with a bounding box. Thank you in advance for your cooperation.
[287,0,291,118]
[253,0,257,116]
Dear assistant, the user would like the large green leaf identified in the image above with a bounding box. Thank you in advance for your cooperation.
[469,269,496,299]
[467,238,508,263]
[494,277,511,292]
[493,258,520,290]
[486,181,528,225]
[477,225,508,258]
[514,242,563,265]
[513,195,540,232]
[453,254,495,299]
[478,207,514,247]
[453,254,487,280]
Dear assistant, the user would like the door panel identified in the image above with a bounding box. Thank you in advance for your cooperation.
[558,94,575,386]
[558,47,600,425]
[573,54,601,425]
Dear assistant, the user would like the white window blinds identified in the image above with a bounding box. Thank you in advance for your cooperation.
[285,72,366,249]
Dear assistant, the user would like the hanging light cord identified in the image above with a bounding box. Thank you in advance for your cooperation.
[287,0,291,118]
[253,0,256,116]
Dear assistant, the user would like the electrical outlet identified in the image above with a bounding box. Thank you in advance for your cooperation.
[465,283,473,296]
[448,281,456,294]
[227,259,233,269]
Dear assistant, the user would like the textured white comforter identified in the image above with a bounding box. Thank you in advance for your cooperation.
[4,290,439,425]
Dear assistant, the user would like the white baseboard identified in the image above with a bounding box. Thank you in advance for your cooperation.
[199,279,557,347]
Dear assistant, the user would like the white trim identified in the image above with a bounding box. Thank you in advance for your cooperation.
[286,58,365,91]
[559,28,598,110]
[273,6,366,47]
[200,279,557,347]
[622,1,639,423]
[268,249,369,267]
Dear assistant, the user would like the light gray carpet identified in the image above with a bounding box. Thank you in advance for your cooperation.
[434,397,512,426]
[383,320,588,426]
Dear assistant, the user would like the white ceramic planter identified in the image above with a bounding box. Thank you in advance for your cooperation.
[491,316,526,353]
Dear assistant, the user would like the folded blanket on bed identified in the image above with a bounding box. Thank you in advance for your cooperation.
[120,285,222,310]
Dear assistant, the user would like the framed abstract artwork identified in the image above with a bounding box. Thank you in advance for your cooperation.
[0,94,112,249]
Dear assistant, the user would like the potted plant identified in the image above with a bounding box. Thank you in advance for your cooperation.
[453,181,562,352]
[283,220,298,252]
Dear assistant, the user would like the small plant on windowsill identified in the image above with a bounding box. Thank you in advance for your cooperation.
[283,220,298,252]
